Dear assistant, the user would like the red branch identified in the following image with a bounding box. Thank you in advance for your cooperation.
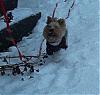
[65,0,76,19]
[0,0,25,63]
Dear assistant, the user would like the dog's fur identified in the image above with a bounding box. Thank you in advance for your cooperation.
[43,16,68,55]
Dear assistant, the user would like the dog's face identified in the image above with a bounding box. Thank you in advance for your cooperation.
[43,16,67,44]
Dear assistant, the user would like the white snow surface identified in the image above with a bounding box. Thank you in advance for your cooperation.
[0,0,99,95]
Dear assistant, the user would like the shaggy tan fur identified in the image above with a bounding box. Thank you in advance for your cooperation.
[43,16,67,45]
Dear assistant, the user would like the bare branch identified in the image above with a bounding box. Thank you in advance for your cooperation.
[64,0,68,2]
[0,55,45,59]
[52,2,59,18]
[38,39,45,57]
[65,0,76,19]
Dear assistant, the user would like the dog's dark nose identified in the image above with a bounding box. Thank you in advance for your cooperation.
[48,31,53,36]
[49,29,54,32]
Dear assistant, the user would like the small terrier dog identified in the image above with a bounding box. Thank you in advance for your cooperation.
[43,16,68,55]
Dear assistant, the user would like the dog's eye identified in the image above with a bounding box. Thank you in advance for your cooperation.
[60,20,64,24]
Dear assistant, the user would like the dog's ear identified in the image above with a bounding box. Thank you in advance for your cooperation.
[58,19,65,26]
[47,16,52,24]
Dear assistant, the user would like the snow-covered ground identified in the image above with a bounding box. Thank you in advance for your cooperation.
[0,0,99,95]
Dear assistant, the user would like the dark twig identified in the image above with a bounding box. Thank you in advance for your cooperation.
[0,38,47,76]
[64,0,68,2]
[38,39,45,57]
[2,57,9,64]
[52,2,59,18]
[0,61,44,75]
[0,55,45,59]
[65,0,76,19]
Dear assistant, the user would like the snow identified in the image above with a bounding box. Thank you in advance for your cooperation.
[0,8,33,30]
[0,0,99,95]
